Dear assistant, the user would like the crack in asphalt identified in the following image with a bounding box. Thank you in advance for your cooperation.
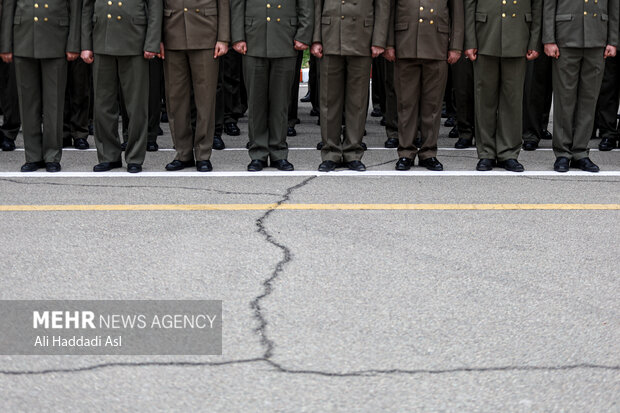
[0,175,619,378]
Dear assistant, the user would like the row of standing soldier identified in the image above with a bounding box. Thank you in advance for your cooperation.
[0,0,617,173]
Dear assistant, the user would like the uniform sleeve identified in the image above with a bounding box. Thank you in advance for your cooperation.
[463,0,476,50]
[0,0,16,54]
[312,0,322,44]
[81,0,94,50]
[528,0,542,51]
[67,0,82,53]
[541,0,557,45]
[449,0,464,51]
[295,0,314,46]
[607,0,619,46]
[144,0,163,53]
[217,0,231,43]
[386,0,395,48]
[230,0,245,44]
[371,0,390,48]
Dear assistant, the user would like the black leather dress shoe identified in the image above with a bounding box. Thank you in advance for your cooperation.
[271,159,294,171]
[62,138,73,148]
[213,135,225,150]
[160,111,169,123]
[346,160,366,171]
[246,141,251,149]
[599,137,618,151]
[419,157,444,171]
[444,116,456,127]
[196,160,213,172]
[165,159,195,171]
[553,157,569,173]
[476,159,495,171]
[522,140,538,151]
[1,137,15,151]
[157,126,164,136]
[46,162,61,172]
[541,129,552,140]
[20,161,45,172]
[127,163,142,173]
[449,126,459,138]
[93,161,122,172]
[318,160,338,172]
[361,142,367,151]
[570,157,599,172]
[224,122,240,136]
[380,117,386,126]
[120,142,127,151]
[316,141,323,150]
[146,141,158,151]
[370,108,382,117]
[74,137,89,150]
[395,157,413,171]
[384,137,398,148]
[248,159,267,171]
[497,159,524,172]
[309,108,320,117]
[300,91,311,102]
[455,137,473,149]
[287,127,297,137]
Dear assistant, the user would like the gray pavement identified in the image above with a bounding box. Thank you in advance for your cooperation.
[0,85,619,412]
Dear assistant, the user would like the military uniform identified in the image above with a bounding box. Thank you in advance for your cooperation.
[464,0,542,168]
[521,53,552,148]
[452,55,475,148]
[0,0,81,169]
[595,53,620,150]
[543,0,619,165]
[231,0,313,167]
[389,0,464,168]
[82,0,162,170]
[162,0,230,169]
[314,0,390,166]
[0,61,20,150]
[63,59,91,148]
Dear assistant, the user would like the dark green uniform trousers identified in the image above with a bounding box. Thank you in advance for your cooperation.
[522,54,552,143]
[595,54,620,140]
[374,56,398,140]
[164,49,219,162]
[93,54,148,165]
[14,57,67,163]
[395,58,448,160]
[452,55,475,140]
[63,59,91,140]
[0,61,21,141]
[288,51,304,128]
[243,55,296,162]
[320,54,371,163]
[552,48,605,160]
[473,55,526,161]
[215,50,245,135]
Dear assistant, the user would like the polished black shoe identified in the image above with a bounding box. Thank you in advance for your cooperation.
[165,159,195,171]
[120,142,127,151]
[160,111,169,123]
[316,141,323,150]
[497,159,524,172]
[395,157,413,171]
[157,126,164,136]
[246,141,251,149]
[248,159,267,171]
[570,157,599,172]
[213,135,225,150]
[309,108,320,117]
[45,162,61,172]
[62,137,73,148]
[448,126,459,138]
[93,161,122,172]
[20,161,45,172]
[419,157,444,171]
[380,117,386,126]
[196,160,213,172]
[370,108,382,117]
[476,158,495,171]
[444,116,456,127]
[522,140,538,151]
[300,91,311,102]
[271,159,294,171]
[224,122,240,136]
[346,160,366,171]
[318,160,338,172]
[554,157,570,173]
[146,141,159,151]
[384,137,398,148]
[127,163,142,173]
[454,137,473,149]
[413,137,422,148]
[1,137,15,151]
[73,137,89,150]
[361,142,368,151]
[88,123,94,135]
[599,137,618,151]
[287,127,297,137]
[541,129,552,140]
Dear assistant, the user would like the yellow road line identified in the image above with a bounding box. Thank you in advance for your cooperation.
[0,204,619,211]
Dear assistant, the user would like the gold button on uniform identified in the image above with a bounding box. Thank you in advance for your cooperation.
[107,1,112,4]
[430,8,434,13]
[512,13,516,17]
[419,18,423,22]
[594,13,597,17]
[341,15,344,19]
[117,16,121,20]
[502,0,506,4]
[44,3,49,7]
[183,7,188,11]
[501,13,506,18]
[34,3,39,7]
[118,1,122,5]
[277,4,281,7]
[584,11,587,15]
[196,8,199,12]
[419,6,423,10]
[276,18,280,22]
[430,20,434,24]
[44,17,48,21]
[267,3,271,7]
[34,16,38,21]
[267,16,270,21]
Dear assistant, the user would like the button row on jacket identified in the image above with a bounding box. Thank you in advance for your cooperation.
[34,3,50,8]
[266,4,282,8]
[106,1,123,5]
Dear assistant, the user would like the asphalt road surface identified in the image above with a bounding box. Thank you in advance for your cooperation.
[0,86,619,412]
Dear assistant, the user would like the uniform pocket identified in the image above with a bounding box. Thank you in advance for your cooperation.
[13,16,21,24]
[437,24,449,33]
[321,16,331,25]
[524,13,532,22]
[364,18,373,27]
[203,7,217,15]
[475,13,487,22]
[59,18,69,26]
[132,17,147,25]
[555,14,573,22]
[290,17,297,26]
[163,9,172,16]
[601,13,608,21]
[394,22,408,31]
